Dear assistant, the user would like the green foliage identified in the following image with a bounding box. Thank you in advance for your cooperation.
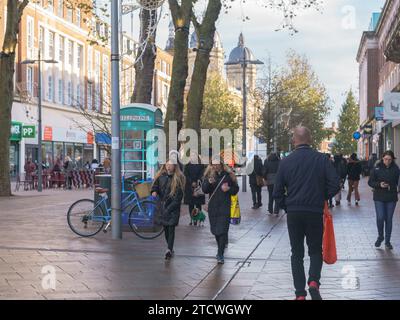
[331,90,359,156]
[258,51,332,152]
[200,73,241,132]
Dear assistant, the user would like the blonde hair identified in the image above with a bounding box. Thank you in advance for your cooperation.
[203,163,237,183]
[153,161,186,197]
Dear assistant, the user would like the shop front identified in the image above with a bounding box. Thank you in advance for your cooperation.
[9,122,22,178]
[23,126,94,170]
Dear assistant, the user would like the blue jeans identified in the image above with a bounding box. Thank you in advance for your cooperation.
[374,201,397,244]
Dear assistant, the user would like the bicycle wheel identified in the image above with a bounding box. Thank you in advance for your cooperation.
[67,199,105,237]
[128,200,164,239]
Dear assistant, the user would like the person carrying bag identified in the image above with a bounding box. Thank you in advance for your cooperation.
[202,159,239,265]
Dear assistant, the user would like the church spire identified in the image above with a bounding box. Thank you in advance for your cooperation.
[238,33,244,47]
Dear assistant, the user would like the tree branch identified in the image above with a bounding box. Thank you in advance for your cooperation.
[168,0,181,25]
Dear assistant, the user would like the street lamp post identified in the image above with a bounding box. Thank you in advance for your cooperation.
[21,51,58,192]
[111,0,122,240]
[225,56,263,193]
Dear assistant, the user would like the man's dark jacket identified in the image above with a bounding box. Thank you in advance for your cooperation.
[273,145,341,214]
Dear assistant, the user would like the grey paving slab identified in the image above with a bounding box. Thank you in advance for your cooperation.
[0,179,399,300]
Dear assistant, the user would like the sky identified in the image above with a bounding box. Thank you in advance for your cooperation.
[122,0,386,126]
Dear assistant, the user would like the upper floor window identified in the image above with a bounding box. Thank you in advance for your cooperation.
[67,8,73,23]
[59,35,64,63]
[27,17,34,59]
[27,66,34,97]
[68,40,73,66]
[77,44,83,69]
[76,9,81,27]
[39,27,45,54]
[48,75,54,102]
[47,0,54,12]
[48,31,55,60]
[57,0,63,17]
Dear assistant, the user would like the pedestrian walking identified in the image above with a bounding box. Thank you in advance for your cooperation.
[63,156,75,190]
[151,160,185,260]
[183,152,206,226]
[368,151,400,250]
[248,155,264,209]
[263,153,280,214]
[333,154,347,206]
[51,157,62,173]
[325,154,335,208]
[202,159,239,265]
[347,153,362,206]
[103,157,111,174]
[273,126,340,300]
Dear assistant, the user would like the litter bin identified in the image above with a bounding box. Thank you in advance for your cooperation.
[94,174,111,211]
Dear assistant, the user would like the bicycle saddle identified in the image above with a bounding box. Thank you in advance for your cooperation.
[95,187,109,193]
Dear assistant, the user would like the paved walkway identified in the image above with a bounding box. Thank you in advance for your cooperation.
[0,179,399,300]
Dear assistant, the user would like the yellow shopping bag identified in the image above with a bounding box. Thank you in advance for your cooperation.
[230,194,241,225]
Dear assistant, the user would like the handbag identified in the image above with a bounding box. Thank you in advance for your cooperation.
[230,194,241,225]
[323,202,337,264]
[256,175,265,187]
[193,180,205,197]
[203,175,226,215]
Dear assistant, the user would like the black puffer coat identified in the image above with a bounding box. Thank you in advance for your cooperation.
[248,157,263,187]
[368,161,400,203]
[263,155,280,186]
[202,171,239,236]
[183,163,206,205]
[151,173,184,227]
[347,161,362,181]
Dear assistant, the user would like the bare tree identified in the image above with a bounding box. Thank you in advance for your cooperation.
[0,0,29,196]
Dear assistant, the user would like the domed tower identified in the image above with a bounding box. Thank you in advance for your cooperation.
[226,33,258,92]
[186,30,225,92]
[165,20,175,54]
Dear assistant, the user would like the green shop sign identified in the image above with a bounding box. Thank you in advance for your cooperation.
[22,125,36,138]
[10,122,22,141]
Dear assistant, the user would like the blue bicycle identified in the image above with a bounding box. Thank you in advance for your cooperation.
[67,179,163,239]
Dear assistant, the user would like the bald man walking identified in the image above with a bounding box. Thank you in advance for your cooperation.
[273,127,340,300]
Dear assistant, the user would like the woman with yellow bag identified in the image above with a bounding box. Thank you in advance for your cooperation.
[202,159,239,264]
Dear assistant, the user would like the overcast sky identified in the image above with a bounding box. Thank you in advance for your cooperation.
[122,0,385,125]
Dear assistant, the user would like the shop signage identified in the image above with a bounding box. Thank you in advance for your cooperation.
[121,115,151,122]
[10,122,22,141]
[49,127,93,144]
[22,125,36,138]
[384,93,400,120]
[87,132,94,145]
[44,126,53,141]
[353,132,361,140]
[375,106,384,121]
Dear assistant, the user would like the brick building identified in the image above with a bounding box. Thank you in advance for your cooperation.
[0,0,172,176]
[357,0,400,160]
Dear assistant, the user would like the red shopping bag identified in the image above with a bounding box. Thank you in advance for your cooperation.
[323,202,337,264]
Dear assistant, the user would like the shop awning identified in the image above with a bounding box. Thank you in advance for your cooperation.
[95,133,111,145]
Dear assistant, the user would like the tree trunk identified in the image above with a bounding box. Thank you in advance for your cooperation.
[185,0,222,137]
[0,0,29,196]
[164,0,193,148]
[131,9,157,104]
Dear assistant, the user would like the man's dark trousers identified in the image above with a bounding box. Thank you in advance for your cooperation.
[287,212,323,297]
